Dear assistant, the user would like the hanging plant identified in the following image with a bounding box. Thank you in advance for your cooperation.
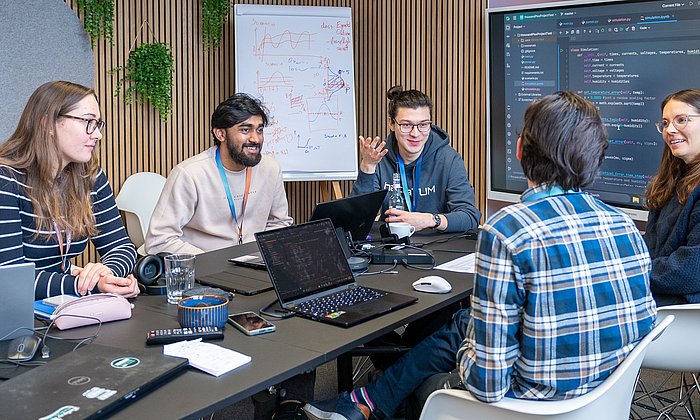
[113,42,174,122]
[76,0,114,46]
[201,0,231,50]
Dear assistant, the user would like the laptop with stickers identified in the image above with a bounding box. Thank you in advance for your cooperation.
[255,219,417,328]
[0,344,187,419]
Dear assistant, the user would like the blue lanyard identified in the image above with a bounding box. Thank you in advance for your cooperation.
[215,148,252,244]
[397,153,422,212]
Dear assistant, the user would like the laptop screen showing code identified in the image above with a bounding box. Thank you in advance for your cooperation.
[255,219,355,304]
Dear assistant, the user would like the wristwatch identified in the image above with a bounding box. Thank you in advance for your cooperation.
[432,214,442,229]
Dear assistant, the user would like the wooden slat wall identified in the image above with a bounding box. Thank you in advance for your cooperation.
[65,0,487,263]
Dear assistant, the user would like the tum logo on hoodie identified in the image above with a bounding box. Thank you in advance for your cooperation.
[383,184,436,197]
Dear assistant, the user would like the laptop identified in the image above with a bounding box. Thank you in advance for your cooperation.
[255,219,417,328]
[0,262,35,341]
[0,344,188,419]
[309,189,387,243]
[196,265,273,296]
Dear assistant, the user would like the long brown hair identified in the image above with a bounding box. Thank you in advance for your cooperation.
[0,81,100,239]
[646,89,700,210]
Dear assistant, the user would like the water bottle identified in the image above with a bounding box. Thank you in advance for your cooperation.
[388,172,407,211]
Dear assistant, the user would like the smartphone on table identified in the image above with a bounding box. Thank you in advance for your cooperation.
[42,294,80,307]
[228,311,276,336]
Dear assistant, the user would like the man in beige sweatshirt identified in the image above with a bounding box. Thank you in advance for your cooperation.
[145,93,293,255]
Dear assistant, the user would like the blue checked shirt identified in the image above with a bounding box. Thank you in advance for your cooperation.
[457,184,657,402]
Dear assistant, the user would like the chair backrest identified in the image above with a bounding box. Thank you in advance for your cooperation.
[115,172,166,250]
[641,303,700,372]
[419,315,674,420]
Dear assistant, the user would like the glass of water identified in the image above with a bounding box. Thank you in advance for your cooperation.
[164,254,196,304]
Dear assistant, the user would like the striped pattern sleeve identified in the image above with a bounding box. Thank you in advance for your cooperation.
[90,169,137,278]
[0,165,136,299]
[0,166,27,267]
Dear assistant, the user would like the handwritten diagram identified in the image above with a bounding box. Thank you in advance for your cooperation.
[235,5,357,180]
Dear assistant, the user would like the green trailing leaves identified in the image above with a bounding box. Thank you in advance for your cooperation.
[114,43,174,122]
[202,0,231,50]
[76,0,114,46]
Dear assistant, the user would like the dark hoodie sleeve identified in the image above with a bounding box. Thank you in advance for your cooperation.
[441,153,481,232]
[351,169,381,196]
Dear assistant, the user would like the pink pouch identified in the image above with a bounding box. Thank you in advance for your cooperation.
[50,293,133,330]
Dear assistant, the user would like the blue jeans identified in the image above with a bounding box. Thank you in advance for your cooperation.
[365,308,471,417]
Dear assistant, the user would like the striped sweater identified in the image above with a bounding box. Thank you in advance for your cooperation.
[0,164,137,299]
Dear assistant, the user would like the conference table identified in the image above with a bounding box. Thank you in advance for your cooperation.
[67,229,476,419]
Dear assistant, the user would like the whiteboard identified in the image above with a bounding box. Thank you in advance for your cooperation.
[234,5,358,181]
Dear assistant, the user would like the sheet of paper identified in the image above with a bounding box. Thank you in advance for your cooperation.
[434,253,476,273]
[163,339,252,377]
[231,254,258,262]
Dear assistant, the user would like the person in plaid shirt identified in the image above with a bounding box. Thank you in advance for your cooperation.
[303,92,657,420]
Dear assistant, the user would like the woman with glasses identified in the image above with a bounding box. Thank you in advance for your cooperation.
[351,86,481,233]
[0,81,138,299]
[645,88,700,306]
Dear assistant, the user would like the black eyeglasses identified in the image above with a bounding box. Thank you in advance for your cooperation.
[392,119,432,134]
[60,114,106,135]
[655,114,700,134]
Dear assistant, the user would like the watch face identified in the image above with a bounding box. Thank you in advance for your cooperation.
[433,214,441,228]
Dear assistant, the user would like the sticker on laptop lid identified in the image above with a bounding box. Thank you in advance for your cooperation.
[111,356,140,369]
[83,386,117,401]
[40,405,80,420]
[325,311,346,319]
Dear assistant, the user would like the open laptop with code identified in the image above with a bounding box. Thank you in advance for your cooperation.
[255,219,417,328]
[0,344,188,419]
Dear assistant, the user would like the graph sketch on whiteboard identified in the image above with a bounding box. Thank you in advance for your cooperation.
[235,5,357,180]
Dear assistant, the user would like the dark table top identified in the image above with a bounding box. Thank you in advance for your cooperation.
[50,228,478,419]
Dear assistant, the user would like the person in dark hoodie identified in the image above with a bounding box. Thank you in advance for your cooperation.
[351,86,481,233]
[645,88,700,306]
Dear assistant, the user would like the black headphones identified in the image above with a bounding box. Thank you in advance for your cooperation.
[133,254,167,294]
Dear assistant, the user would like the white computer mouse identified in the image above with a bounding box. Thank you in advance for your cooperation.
[412,276,452,294]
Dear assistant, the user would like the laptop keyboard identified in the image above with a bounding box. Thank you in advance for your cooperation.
[293,286,387,316]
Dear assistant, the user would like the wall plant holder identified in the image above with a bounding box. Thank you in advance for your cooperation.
[113,22,174,122]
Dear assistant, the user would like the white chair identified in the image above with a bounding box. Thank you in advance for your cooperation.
[632,304,700,420]
[419,315,675,420]
[115,172,166,256]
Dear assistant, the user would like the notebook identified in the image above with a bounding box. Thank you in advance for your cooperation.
[228,251,267,270]
[309,189,387,243]
[0,344,188,419]
[196,265,273,296]
[255,219,417,328]
[0,262,35,341]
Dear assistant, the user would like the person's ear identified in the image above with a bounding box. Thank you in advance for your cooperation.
[516,136,523,161]
[213,127,226,144]
[388,116,395,131]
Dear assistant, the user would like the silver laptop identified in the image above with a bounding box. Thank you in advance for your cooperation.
[0,262,35,340]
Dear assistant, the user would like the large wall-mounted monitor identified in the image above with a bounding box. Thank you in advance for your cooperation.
[487,0,700,222]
